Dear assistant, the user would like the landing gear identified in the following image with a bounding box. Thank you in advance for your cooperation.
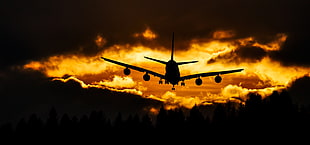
[165,80,169,84]
[172,85,176,90]
[159,79,163,84]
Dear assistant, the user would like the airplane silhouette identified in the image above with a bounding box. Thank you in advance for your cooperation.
[101,32,244,90]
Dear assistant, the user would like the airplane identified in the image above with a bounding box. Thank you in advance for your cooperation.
[101,32,244,90]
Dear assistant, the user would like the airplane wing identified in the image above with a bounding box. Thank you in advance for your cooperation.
[101,57,165,79]
[180,68,244,80]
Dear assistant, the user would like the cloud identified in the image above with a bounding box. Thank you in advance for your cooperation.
[23,54,110,77]
[207,33,287,64]
[148,91,202,109]
[287,75,310,106]
[221,84,284,102]
[270,33,310,66]
[207,46,267,64]
[1,0,309,68]
[92,75,147,95]
[95,75,137,89]
[236,46,267,62]
[0,68,162,125]
[134,27,157,40]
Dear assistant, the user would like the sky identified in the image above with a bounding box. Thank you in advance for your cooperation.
[1,0,310,125]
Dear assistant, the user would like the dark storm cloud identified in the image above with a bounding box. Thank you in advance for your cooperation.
[207,45,267,64]
[0,68,162,125]
[1,0,309,68]
[288,75,310,106]
[238,46,267,61]
[270,32,310,67]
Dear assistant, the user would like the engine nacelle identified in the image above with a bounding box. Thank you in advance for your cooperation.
[143,73,150,81]
[181,82,185,86]
[195,78,202,85]
[124,68,131,75]
[215,75,222,83]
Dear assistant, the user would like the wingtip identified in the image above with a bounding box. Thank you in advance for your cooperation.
[100,57,106,60]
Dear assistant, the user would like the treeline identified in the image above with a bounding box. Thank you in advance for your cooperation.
[1,90,309,142]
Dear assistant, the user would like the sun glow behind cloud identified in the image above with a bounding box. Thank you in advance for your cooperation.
[134,27,157,40]
[23,28,310,111]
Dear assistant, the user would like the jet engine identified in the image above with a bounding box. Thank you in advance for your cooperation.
[143,73,150,81]
[124,68,131,75]
[215,75,222,83]
[181,81,185,86]
[195,78,202,85]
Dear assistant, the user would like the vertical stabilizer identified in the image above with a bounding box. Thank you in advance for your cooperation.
[171,32,174,60]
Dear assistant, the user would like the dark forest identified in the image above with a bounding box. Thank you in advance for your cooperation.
[1,90,309,143]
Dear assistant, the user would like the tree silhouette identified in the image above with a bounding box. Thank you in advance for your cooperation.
[155,105,168,130]
[1,89,309,141]
[27,113,44,138]
[59,113,73,138]
[140,113,154,130]
[45,107,59,131]
[14,117,27,140]
[0,122,13,142]
[187,104,205,130]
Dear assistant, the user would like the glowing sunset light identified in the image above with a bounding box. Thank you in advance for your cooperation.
[95,34,107,48]
[252,33,287,51]
[142,28,157,40]
[23,29,310,109]
[24,54,109,77]
[134,27,157,40]
[212,30,235,39]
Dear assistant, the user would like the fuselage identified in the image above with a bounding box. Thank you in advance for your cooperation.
[165,60,180,85]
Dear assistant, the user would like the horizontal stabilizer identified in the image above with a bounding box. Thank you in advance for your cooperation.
[177,60,198,65]
[144,56,167,64]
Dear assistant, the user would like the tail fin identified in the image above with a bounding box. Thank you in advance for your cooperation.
[171,32,174,60]
[144,32,198,65]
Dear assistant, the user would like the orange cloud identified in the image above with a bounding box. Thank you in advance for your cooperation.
[221,84,285,101]
[52,75,144,96]
[94,75,137,89]
[95,34,107,48]
[147,91,202,110]
[212,30,235,39]
[134,27,157,40]
[24,54,109,77]
[92,75,147,94]
[252,33,287,51]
